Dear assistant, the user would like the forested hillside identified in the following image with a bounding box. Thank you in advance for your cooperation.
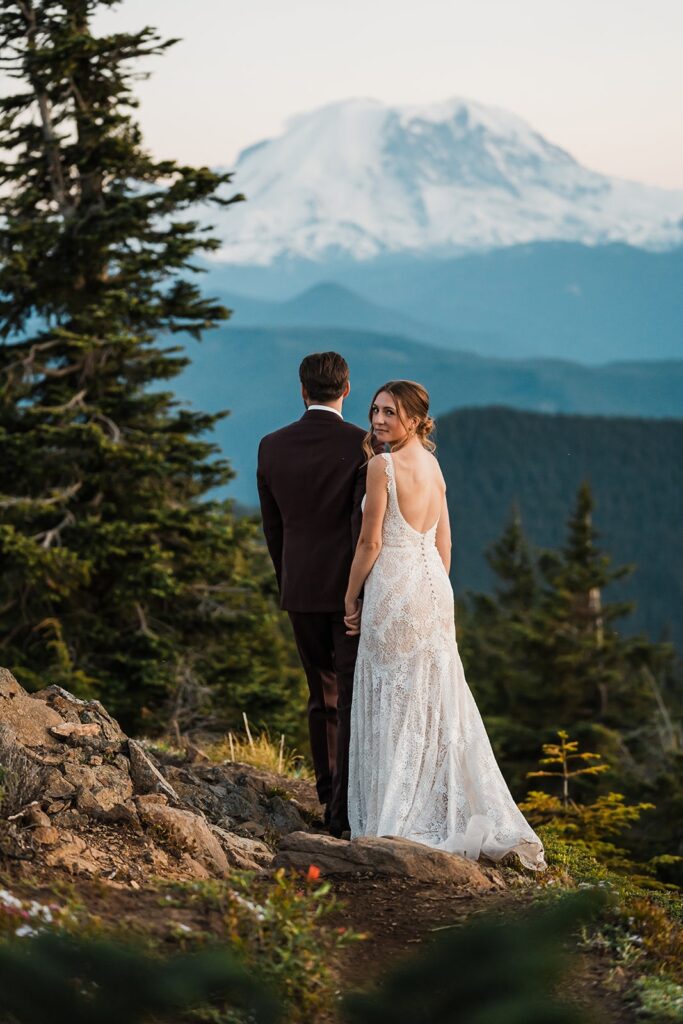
[174,325,683,505]
[437,407,683,646]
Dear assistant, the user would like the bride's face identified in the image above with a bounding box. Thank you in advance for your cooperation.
[371,390,412,445]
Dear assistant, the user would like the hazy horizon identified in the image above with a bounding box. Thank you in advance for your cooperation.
[87,0,683,191]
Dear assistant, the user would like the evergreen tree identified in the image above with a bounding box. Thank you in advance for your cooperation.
[461,483,676,793]
[488,504,537,614]
[534,482,652,730]
[459,507,541,761]
[0,0,301,733]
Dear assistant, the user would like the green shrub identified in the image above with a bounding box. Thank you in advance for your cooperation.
[632,976,683,1022]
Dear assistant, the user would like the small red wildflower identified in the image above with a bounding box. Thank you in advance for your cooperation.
[306,864,321,882]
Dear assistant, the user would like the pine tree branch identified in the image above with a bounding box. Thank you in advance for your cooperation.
[42,388,87,414]
[2,337,64,377]
[134,602,156,638]
[16,0,74,219]
[32,509,75,548]
[91,411,122,443]
[0,481,81,510]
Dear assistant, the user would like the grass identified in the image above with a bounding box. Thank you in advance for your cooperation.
[206,717,313,781]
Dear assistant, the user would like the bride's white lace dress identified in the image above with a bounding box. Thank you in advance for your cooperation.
[348,453,546,871]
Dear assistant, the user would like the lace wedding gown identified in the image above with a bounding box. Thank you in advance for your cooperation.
[348,453,546,871]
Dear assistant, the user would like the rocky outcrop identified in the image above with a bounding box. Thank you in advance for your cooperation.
[275,832,506,890]
[1,669,513,894]
[0,670,308,881]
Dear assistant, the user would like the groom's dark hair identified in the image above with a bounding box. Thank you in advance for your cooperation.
[299,351,349,402]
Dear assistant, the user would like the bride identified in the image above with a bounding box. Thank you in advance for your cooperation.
[344,380,546,871]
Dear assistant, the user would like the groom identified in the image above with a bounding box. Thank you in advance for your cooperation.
[257,352,367,837]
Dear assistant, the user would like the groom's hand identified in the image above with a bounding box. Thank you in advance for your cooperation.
[344,597,362,636]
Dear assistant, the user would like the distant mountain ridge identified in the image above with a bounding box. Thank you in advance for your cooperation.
[173,325,683,507]
[209,242,683,363]
[218,281,478,350]
[210,97,683,264]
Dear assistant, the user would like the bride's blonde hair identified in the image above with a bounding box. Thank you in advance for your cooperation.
[362,380,436,462]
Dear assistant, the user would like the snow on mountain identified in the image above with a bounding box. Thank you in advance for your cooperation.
[210,97,683,264]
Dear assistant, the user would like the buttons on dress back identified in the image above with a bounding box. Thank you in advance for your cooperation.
[420,533,439,608]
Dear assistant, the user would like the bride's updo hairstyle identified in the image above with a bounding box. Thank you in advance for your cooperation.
[363,379,436,461]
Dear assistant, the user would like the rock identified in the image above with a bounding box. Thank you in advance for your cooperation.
[91,763,133,792]
[144,846,171,872]
[56,760,136,824]
[135,793,169,810]
[0,670,65,749]
[46,801,70,814]
[77,789,139,825]
[49,722,102,743]
[32,825,60,846]
[128,740,179,802]
[210,824,273,871]
[136,803,230,876]
[267,795,307,835]
[234,769,273,796]
[179,853,213,879]
[182,740,210,763]
[240,820,267,838]
[32,685,126,746]
[0,666,317,885]
[44,832,101,875]
[274,833,505,890]
[219,789,262,822]
[43,768,77,801]
[62,762,98,791]
[25,805,51,828]
[50,809,84,829]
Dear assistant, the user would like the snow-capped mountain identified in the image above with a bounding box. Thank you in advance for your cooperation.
[212,97,683,264]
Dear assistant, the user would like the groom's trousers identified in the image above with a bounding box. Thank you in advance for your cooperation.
[288,610,359,832]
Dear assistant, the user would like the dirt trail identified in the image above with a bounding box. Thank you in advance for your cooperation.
[326,873,635,1024]
[2,842,636,1024]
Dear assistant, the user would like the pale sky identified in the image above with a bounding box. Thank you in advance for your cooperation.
[11,0,683,189]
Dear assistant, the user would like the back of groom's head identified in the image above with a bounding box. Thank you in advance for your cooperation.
[299,351,349,402]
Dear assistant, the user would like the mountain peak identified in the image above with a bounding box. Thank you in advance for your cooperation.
[211,97,683,265]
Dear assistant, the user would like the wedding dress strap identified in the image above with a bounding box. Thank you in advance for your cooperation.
[381,452,394,493]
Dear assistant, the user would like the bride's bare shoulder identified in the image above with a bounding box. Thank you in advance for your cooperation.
[366,453,388,479]
[429,451,447,489]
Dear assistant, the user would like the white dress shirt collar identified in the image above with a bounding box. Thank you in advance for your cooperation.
[307,404,343,419]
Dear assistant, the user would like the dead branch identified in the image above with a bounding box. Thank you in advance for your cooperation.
[17,0,75,220]
[92,412,122,444]
[32,509,75,548]
[0,480,82,511]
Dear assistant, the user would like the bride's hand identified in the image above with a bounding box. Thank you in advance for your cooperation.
[344,597,362,636]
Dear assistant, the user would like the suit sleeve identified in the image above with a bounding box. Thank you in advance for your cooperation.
[256,440,283,589]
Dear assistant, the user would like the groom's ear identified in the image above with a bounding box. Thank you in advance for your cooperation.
[342,380,351,399]
[301,384,309,404]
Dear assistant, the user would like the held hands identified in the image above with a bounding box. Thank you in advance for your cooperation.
[344,596,362,636]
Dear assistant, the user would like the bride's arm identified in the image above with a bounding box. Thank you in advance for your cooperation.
[344,456,387,633]
[436,494,452,574]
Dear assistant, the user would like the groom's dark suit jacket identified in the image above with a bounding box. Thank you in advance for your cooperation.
[257,409,367,612]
